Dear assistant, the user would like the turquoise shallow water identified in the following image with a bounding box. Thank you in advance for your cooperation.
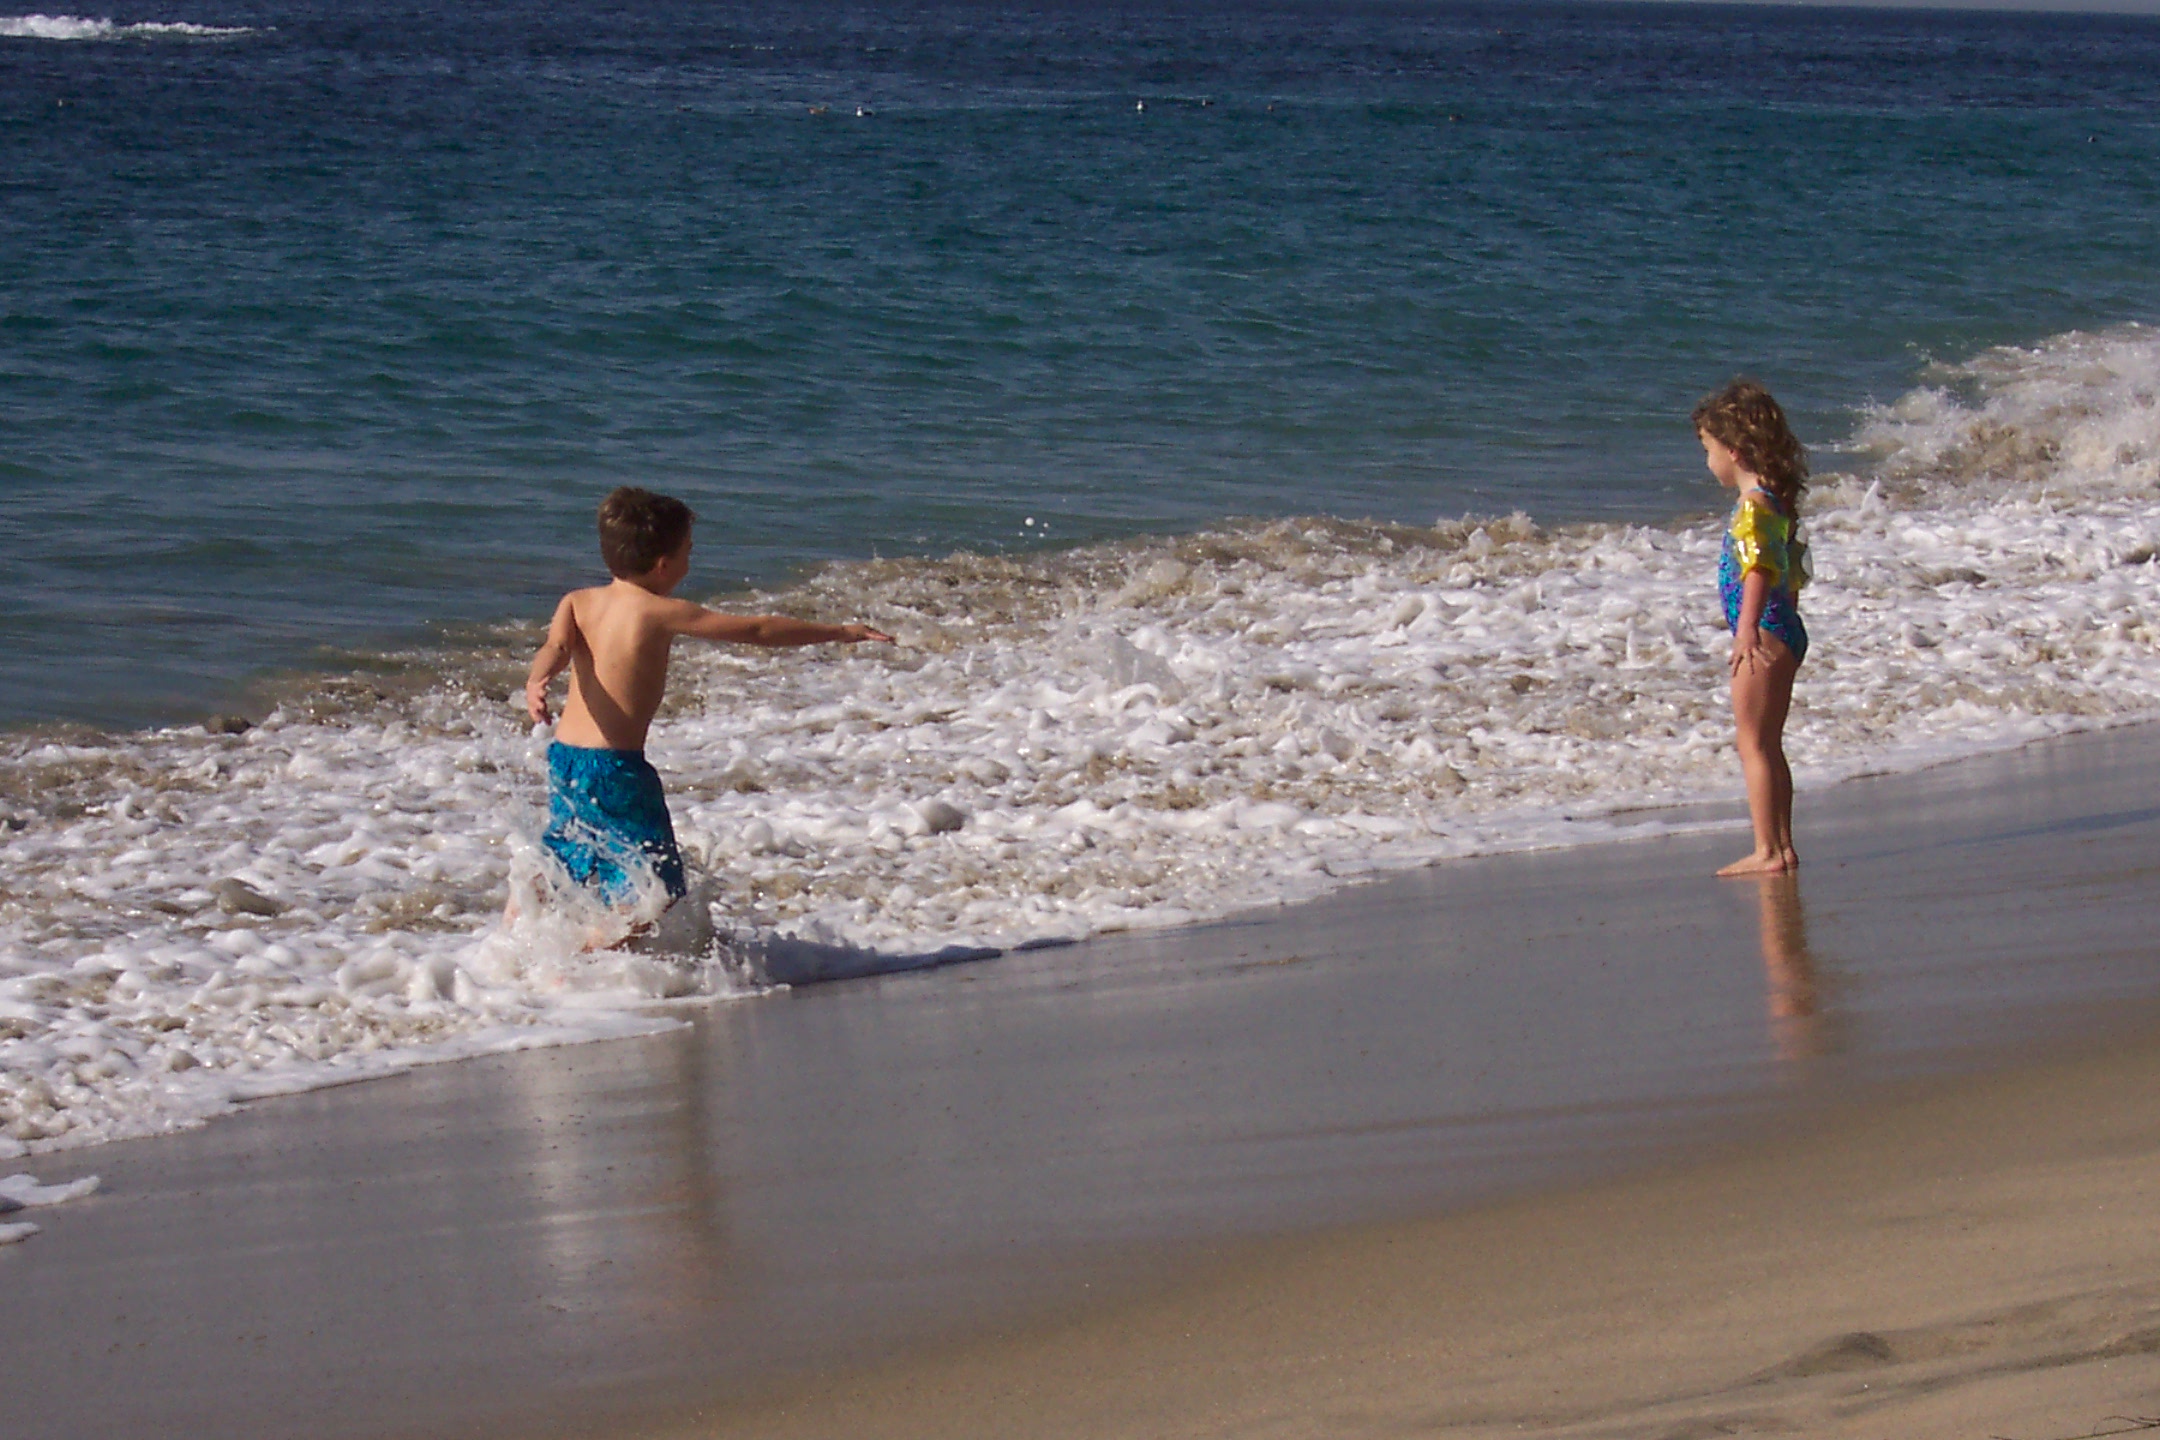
[4,0,2160,727]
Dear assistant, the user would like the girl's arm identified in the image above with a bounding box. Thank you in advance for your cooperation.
[1730,569,1770,674]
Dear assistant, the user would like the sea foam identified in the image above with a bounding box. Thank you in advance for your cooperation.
[5,324,2160,1153]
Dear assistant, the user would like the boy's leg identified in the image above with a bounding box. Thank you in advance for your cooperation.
[1721,641,1801,876]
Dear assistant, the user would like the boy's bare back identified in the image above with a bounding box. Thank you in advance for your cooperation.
[524,543,893,753]
[536,581,689,752]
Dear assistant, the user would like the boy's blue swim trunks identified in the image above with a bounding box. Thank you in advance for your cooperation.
[540,742,688,903]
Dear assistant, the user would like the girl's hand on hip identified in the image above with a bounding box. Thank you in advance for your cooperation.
[1729,634,1766,675]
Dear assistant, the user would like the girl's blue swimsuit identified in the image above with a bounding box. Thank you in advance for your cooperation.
[1718,491,1809,664]
[540,742,688,903]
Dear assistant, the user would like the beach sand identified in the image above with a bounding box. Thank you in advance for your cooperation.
[9,723,2160,1439]
[691,1021,2160,1440]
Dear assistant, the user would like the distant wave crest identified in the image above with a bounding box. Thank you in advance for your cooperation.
[0,13,254,40]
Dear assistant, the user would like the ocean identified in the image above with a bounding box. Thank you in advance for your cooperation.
[5,0,2160,1153]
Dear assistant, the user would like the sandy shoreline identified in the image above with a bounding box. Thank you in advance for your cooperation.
[692,1021,2160,1440]
[9,721,2160,1439]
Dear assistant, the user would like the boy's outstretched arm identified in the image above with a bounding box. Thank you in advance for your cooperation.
[675,606,894,648]
[524,595,580,724]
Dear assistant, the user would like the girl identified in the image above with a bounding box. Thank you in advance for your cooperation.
[1693,379,1808,876]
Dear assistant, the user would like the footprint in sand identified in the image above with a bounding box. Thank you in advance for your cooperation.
[1775,1329,1897,1377]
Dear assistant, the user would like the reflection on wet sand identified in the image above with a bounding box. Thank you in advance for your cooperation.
[1754,873,1829,1061]
[504,1026,735,1324]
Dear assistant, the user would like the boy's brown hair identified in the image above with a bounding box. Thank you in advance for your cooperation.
[597,487,696,578]
[1693,379,1809,507]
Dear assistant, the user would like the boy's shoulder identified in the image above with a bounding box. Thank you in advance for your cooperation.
[567,579,702,631]
[568,578,661,611]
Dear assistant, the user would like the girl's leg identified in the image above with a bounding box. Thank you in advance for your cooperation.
[1761,649,1798,866]
[1719,640,1801,876]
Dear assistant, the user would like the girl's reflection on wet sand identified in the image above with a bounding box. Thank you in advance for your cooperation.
[1754,873,1830,1061]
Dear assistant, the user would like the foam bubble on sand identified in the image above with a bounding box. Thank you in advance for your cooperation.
[0,1172,99,1206]
[5,324,2160,1153]
[0,1171,97,1245]
[0,13,253,39]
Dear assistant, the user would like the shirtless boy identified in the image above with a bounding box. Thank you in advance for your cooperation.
[521,487,892,912]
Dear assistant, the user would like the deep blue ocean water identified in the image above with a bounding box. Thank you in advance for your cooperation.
[5,0,2160,729]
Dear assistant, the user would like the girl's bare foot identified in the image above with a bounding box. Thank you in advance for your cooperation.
[1718,849,1791,877]
[1780,847,1800,871]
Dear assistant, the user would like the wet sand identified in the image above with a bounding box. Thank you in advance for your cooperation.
[694,1023,2160,1440]
[9,723,2160,1439]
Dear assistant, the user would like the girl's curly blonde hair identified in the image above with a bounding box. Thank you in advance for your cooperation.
[1692,379,1808,508]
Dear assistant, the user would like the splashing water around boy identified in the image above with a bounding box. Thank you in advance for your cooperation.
[512,488,893,945]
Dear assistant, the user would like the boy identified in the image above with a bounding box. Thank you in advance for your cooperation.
[522,487,893,912]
